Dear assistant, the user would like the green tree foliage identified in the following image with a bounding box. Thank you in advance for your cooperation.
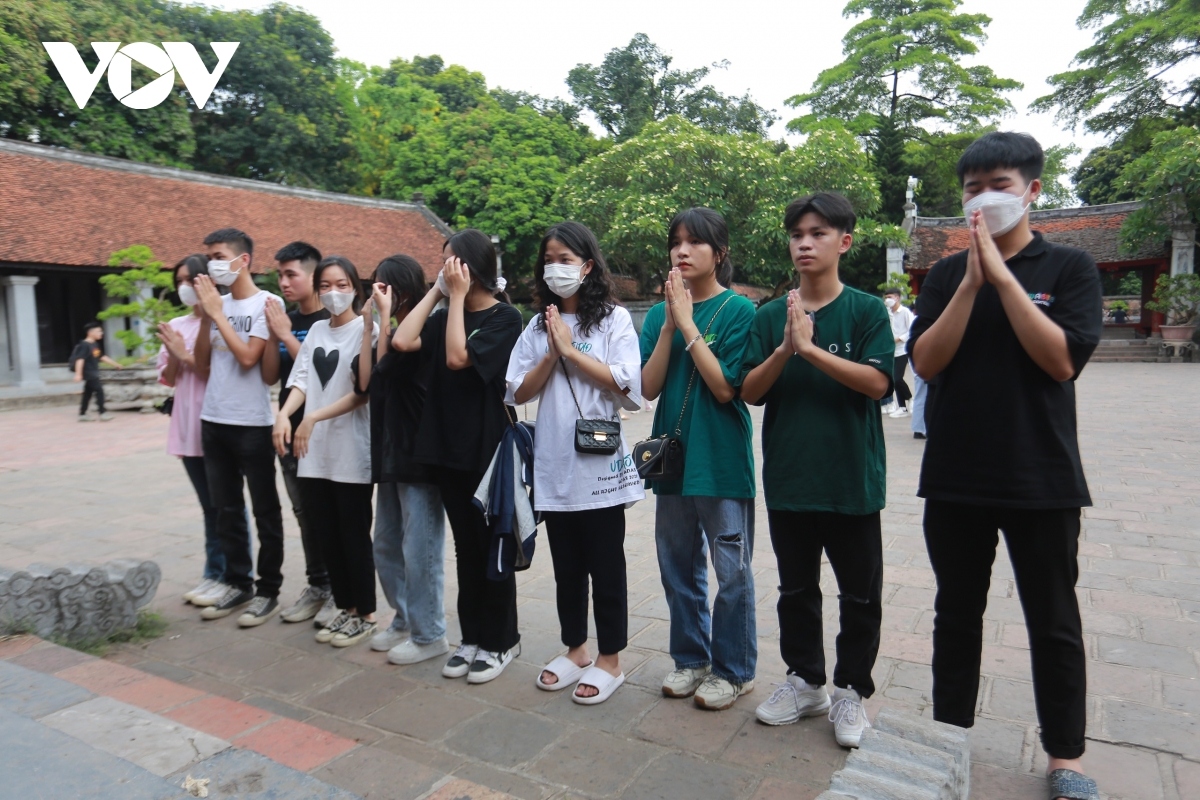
[1037,144,1081,209]
[97,245,184,356]
[878,271,914,303]
[380,100,598,274]
[1073,145,1138,206]
[381,55,488,113]
[566,33,777,141]
[555,117,902,290]
[0,0,195,165]
[1033,0,1200,138]
[1116,126,1200,252]
[163,2,354,190]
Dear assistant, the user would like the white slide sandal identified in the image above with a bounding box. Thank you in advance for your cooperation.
[572,666,625,705]
[536,655,592,691]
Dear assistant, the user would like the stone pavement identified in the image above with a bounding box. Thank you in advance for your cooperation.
[1,361,1198,799]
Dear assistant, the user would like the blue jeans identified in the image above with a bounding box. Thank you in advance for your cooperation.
[911,372,928,435]
[181,455,227,582]
[654,495,757,686]
[374,482,447,644]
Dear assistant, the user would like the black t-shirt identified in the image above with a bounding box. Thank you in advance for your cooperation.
[370,347,431,485]
[279,307,331,430]
[412,303,523,474]
[71,339,102,379]
[908,232,1102,508]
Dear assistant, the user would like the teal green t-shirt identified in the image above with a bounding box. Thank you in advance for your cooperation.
[639,290,756,499]
[740,287,894,514]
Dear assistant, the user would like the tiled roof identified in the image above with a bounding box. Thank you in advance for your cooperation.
[0,140,452,280]
[905,203,1170,273]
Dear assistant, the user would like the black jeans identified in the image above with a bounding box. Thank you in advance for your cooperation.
[201,421,285,598]
[767,509,883,697]
[300,478,375,615]
[893,354,912,408]
[280,452,330,589]
[923,500,1086,759]
[544,505,628,655]
[433,467,519,654]
[80,377,105,414]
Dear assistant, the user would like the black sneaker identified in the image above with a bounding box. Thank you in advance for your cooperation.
[913,432,926,440]
[200,586,254,620]
[237,596,280,627]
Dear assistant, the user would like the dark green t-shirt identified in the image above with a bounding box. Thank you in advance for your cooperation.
[740,287,894,514]
[639,290,756,499]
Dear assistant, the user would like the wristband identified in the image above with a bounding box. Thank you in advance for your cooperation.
[684,333,704,352]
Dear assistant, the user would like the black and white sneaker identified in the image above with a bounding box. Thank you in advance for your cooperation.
[467,643,520,684]
[200,586,254,620]
[237,596,280,627]
[331,615,377,648]
[442,644,479,678]
[315,610,351,644]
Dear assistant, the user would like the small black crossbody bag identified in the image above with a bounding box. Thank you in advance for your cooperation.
[560,357,621,455]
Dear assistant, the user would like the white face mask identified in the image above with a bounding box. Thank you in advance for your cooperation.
[962,185,1032,237]
[320,290,356,316]
[207,255,243,286]
[435,268,450,297]
[178,284,198,307]
[543,262,585,299]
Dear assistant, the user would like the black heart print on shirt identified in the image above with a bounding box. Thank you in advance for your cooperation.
[313,347,339,389]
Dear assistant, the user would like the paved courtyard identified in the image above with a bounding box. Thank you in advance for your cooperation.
[0,361,1197,799]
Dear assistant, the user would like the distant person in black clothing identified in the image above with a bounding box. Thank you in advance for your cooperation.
[909,132,1102,800]
[263,241,334,627]
[71,321,122,421]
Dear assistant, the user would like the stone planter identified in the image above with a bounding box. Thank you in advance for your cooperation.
[99,367,171,412]
[1160,324,1198,342]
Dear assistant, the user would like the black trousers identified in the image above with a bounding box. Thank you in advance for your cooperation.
[893,354,912,407]
[767,509,883,697]
[923,500,1086,759]
[80,377,105,414]
[280,452,330,589]
[434,467,519,653]
[299,478,375,615]
[201,421,285,598]
[544,505,629,655]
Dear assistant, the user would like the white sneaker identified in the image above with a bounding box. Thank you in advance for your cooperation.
[467,644,520,684]
[191,582,231,608]
[888,407,909,418]
[881,402,897,414]
[661,665,712,698]
[693,674,754,710]
[755,675,831,725]
[183,579,216,604]
[313,596,339,629]
[315,610,350,644]
[280,585,331,623]
[442,644,479,678]
[370,626,411,652]
[829,687,871,748]
[388,637,451,665]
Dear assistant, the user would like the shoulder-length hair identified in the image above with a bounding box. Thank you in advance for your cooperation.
[668,207,734,287]
[373,254,427,317]
[533,221,618,337]
[445,228,509,303]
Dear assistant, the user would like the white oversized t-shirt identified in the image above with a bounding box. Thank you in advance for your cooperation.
[200,291,279,427]
[287,315,378,484]
[890,304,914,357]
[506,307,645,512]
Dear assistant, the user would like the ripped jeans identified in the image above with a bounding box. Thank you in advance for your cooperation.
[767,509,883,697]
[655,495,757,686]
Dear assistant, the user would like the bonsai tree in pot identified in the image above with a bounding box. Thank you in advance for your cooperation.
[1145,273,1200,340]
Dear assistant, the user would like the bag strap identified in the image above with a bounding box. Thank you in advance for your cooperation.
[559,357,585,420]
[672,292,735,437]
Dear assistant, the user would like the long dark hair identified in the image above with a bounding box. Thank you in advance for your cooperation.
[667,207,734,287]
[313,256,365,314]
[173,254,208,288]
[534,221,617,337]
[445,228,509,303]
[373,254,427,317]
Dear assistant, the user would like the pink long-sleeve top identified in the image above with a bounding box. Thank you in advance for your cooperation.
[155,313,207,458]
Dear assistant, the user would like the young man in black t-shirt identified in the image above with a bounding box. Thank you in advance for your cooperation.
[264,241,333,626]
[71,321,123,421]
[909,132,1102,800]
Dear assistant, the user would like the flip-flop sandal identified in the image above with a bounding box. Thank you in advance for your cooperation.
[536,655,591,691]
[1048,769,1099,800]
[572,666,625,705]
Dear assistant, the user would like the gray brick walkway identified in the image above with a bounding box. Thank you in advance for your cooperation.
[0,361,1197,799]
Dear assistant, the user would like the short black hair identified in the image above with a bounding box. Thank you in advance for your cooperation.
[956,132,1044,186]
[313,256,365,314]
[173,254,209,289]
[203,228,253,257]
[784,193,857,235]
[668,208,734,287]
[83,320,102,334]
[274,241,321,270]
[883,288,901,297]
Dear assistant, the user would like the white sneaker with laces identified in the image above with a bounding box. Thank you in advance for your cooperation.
[467,644,520,684]
[313,596,339,629]
[443,644,479,678]
[661,665,712,698]
[315,610,350,643]
[370,626,411,652]
[829,687,871,748]
[756,675,831,725]
[183,579,216,604]
[693,674,754,710]
[388,637,450,666]
[881,402,897,415]
[280,585,331,623]
[191,582,230,608]
[888,406,909,418]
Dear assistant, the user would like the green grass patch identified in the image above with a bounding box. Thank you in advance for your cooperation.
[45,611,170,657]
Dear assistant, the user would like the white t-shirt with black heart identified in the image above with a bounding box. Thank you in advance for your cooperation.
[286,315,378,484]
